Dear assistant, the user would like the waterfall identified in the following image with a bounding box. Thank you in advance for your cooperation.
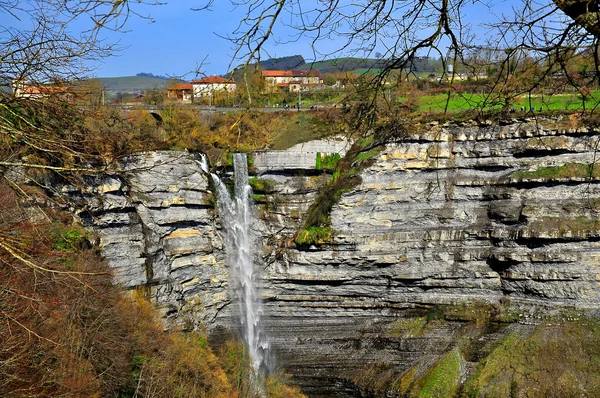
[200,153,269,393]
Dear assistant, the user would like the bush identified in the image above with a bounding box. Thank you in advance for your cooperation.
[248,177,276,193]
[0,183,235,397]
[294,227,333,246]
[315,152,341,171]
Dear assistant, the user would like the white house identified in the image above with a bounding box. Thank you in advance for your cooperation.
[191,76,236,100]
[261,70,323,92]
[13,79,70,99]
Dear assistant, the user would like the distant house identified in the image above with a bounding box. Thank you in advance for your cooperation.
[14,80,70,100]
[167,83,193,102]
[262,70,323,92]
[191,76,236,100]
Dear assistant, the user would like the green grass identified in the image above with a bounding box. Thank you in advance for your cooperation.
[529,216,600,237]
[248,177,276,193]
[387,317,431,338]
[354,147,379,163]
[298,57,381,74]
[269,113,335,150]
[52,225,86,251]
[294,227,333,246]
[511,163,600,181]
[462,319,600,397]
[351,68,383,75]
[414,348,462,397]
[416,90,600,113]
[315,152,341,171]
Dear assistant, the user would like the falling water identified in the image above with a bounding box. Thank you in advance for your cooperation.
[199,153,269,393]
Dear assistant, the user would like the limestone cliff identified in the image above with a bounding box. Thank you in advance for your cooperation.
[74,119,600,397]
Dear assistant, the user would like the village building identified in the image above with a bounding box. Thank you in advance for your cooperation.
[13,80,70,100]
[167,83,193,102]
[261,70,323,92]
[191,76,236,100]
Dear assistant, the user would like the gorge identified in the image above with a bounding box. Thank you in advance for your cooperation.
[68,117,600,397]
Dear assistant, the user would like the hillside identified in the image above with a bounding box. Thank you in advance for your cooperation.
[298,57,385,74]
[256,55,441,74]
[94,75,174,96]
[259,55,306,70]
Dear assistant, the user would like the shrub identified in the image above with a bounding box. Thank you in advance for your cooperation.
[315,152,341,171]
[51,225,87,251]
[294,227,333,246]
[248,177,276,193]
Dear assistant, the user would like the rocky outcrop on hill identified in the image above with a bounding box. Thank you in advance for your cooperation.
[72,120,600,397]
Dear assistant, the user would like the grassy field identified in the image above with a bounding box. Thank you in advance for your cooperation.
[417,91,600,113]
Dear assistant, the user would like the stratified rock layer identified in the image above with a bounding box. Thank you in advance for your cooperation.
[75,151,231,327]
[76,121,600,397]
[256,120,600,396]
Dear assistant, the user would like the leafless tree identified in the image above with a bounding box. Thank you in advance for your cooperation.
[0,1,172,87]
[218,0,600,114]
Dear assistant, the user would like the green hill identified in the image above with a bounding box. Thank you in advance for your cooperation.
[258,55,441,75]
[94,75,174,95]
[237,55,384,75]
[298,57,385,74]
[259,55,306,70]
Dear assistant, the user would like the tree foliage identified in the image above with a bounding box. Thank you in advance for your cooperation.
[0,183,235,397]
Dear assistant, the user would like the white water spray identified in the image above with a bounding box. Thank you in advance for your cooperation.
[200,153,269,392]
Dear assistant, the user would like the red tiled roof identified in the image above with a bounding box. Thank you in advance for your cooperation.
[168,83,193,91]
[20,86,68,95]
[262,70,293,77]
[191,76,235,84]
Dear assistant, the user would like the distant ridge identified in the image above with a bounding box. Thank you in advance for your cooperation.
[258,55,306,70]
[247,55,385,74]
[136,72,171,80]
[256,54,440,74]
[298,57,384,74]
[95,55,441,94]
[94,75,175,96]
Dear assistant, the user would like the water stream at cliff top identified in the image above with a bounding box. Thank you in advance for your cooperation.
[200,153,269,394]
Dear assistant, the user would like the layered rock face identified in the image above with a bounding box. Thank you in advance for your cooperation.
[255,120,600,395]
[73,151,231,327]
[76,121,600,397]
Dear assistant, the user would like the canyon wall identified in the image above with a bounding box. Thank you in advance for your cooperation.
[75,119,600,396]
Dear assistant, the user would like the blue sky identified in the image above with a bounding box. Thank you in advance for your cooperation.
[88,0,526,78]
[1,0,551,79]
[90,1,320,78]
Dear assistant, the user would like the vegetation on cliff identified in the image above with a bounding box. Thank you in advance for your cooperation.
[0,180,305,397]
[0,87,310,396]
[462,317,600,397]
[353,303,600,397]
[511,162,600,181]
